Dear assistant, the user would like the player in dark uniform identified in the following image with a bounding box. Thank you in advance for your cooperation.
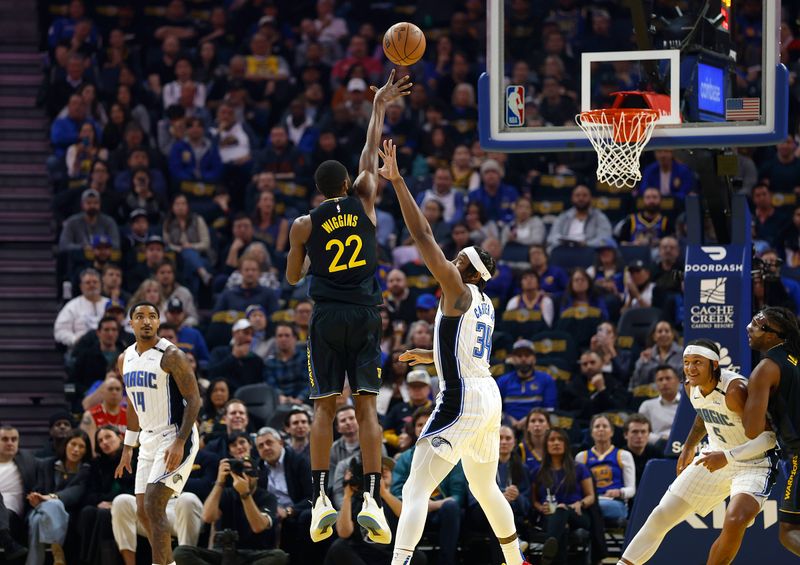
[741,307,800,556]
[286,70,410,545]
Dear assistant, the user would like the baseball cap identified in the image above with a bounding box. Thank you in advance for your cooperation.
[48,410,74,428]
[232,319,252,332]
[597,237,618,250]
[167,297,183,312]
[145,235,165,247]
[628,259,649,272]
[245,304,266,318]
[81,188,100,202]
[258,15,275,27]
[105,298,126,312]
[479,158,504,176]
[91,234,112,248]
[416,293,437,310]
[347,78,367,92]
[129,208,148,222]
[512,339,535,353]
[406,369,431,386]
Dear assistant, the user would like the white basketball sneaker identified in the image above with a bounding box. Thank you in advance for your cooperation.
[357,493,392,544]
[309,492,337,542]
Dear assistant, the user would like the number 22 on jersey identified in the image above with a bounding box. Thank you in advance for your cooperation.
[326,235,366,273]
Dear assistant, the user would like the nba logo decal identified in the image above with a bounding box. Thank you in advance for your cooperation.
[506,85,525,127]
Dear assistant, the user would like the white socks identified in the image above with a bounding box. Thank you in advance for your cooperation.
[500,538,524,565]
[391,548,413,565]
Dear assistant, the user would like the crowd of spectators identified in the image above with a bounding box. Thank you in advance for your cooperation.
[2,0,800,564]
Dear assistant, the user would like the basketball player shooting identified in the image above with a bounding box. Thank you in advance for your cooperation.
[286,70,411,544]
[114,302,201,565]
[377,139,528,565]
[618,339,778,565]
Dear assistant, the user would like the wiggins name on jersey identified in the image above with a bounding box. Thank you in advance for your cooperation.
[122,337,186,432]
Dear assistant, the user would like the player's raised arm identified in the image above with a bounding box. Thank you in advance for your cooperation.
[352,70,412,215]
[286,215,312,285]
[742,359,779,439]
[378,139,466,300]
[160,346,202,471]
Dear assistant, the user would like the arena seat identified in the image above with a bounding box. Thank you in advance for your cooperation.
[234,383,278,429]
[550,245,596,271]
[617,307,664,349]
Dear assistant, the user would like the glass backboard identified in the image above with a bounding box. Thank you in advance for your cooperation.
[479,0,788,152]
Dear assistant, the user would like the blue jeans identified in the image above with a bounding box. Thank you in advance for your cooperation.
[27,499,69,565]
[426,498,461,565]
[598,497,628,519]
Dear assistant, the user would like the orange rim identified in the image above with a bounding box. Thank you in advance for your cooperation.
[578,108,660,143]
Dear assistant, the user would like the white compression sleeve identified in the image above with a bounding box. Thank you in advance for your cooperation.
[461,454,523,565]
[725,431,777,462]
[621,492,694,564]
[391,439,456,564]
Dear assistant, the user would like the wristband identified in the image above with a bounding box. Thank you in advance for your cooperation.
[722,450,734,463]
[124,430,140,447]
[240,492,251,500]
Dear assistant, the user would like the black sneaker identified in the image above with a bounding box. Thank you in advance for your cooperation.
[541,536,559,565]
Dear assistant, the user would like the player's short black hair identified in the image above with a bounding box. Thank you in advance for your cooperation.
[314,160,349,198]
[463,245,497,293]
[129,301,160,319]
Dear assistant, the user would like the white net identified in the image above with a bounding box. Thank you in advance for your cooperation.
[575,109,660,190]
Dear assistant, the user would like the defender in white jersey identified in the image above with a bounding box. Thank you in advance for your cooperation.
[114,302,201,565]
[618,340,778,565]
[377,139,529,565]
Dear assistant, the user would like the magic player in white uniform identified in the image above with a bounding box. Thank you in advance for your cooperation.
[618,339,779,565]
[377,139,529,565]
[114,302,201,565]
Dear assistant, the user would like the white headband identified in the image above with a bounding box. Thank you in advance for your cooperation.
[463,246,491,281]
[683,345,720,362]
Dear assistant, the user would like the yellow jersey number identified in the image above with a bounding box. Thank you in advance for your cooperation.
[326,235,366,273]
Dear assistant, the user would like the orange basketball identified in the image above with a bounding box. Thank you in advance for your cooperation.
[383,22,426,66]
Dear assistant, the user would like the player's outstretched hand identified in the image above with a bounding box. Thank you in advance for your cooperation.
[399,348,434,366]
[377,139,400,181]
[695,451,728,473]
[115,446,133,478]
[371,69,412,105]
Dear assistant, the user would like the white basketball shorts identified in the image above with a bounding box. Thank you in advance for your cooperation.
[135,423,199,495]
[418,377,502,465]
[668,449,778,516]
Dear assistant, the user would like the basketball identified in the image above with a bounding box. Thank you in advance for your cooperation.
[383,22,426,66]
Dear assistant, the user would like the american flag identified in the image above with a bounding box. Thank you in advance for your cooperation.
[725,98,760,121]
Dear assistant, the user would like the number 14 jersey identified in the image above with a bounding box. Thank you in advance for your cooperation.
[122,338,186,432]
[307,195,381,306]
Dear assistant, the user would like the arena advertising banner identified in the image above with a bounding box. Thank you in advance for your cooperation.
[666,243,752,457]
[627,460,789,563]
[683,243,752,376]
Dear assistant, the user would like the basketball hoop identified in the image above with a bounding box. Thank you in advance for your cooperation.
[575,108,660,190]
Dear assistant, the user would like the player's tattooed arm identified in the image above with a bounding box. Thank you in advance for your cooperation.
[677,414,707,475]
[286,215,312,285]
[161,346,202,442]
